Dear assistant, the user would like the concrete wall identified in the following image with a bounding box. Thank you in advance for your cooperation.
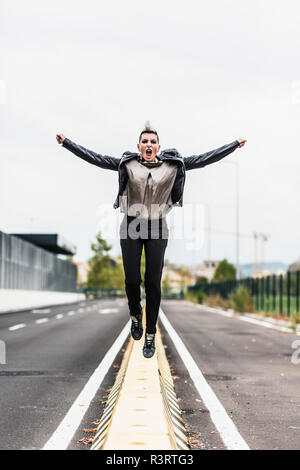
[0,289,85,313]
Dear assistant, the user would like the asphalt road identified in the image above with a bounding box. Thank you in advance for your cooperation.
[0,299,129,450]
[160,300,300,450]
[1,298,299,450]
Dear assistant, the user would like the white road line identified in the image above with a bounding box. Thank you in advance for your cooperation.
[99,308,119,315]
[9,323,26,331]
[42,320,130,450]
[159,308,250,450]
[77,308,84,313]
[32,309,51,314]
[56,314,64,320]
[35,318,49,324]
[67,311,75,316]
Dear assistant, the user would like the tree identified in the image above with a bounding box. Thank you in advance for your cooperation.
[195,276,208,286]
[87,232,124,289]
[212,259,236,283]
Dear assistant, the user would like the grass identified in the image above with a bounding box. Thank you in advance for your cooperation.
[253,295,299,319]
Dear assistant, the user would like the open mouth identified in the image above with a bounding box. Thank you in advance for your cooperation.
[146,149,152,157]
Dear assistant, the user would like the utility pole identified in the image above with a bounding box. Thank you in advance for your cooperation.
[223,160,240,279]
[261,233,269,275]
[253,232,258,276]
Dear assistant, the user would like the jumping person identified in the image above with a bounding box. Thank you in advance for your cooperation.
[56,123,246,358]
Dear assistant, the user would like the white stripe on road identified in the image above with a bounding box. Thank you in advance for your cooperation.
[159,308,250,450]
[9,323,26,331]
[35,318,49,324]
[99,308,119,314]
[42,320,130,450]
[56,314,64,320]
[32,309,51,314]
[67,311,75,316]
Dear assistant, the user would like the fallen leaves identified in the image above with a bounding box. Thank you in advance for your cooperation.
[82,428,98,433]
[78,437,94,446]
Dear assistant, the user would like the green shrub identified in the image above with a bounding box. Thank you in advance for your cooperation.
[203,293,230,309]
[229,286,253,313]
[197,289,204,304]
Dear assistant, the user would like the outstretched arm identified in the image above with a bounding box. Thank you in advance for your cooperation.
[56,134,120,171]
[183,138,246,171]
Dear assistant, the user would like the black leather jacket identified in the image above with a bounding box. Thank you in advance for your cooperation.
[62,138,240,209]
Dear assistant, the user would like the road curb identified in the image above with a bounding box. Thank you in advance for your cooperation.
[91,303,190,450]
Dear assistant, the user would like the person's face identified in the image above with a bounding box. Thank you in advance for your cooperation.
[137,133,160,162]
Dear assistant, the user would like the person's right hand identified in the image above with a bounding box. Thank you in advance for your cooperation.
[56,133,66,144]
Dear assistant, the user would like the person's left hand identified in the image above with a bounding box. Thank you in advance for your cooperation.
[237,138,247,148]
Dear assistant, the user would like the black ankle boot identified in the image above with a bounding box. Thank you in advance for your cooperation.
[143,333,156,358]
[130,311,143,340]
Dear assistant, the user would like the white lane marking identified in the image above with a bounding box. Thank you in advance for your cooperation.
[77,308,84,313]
[35,318,49,324]
[67,311,75,316]
[32,309,51,314]
[196,304,294,334]
[99,308,119,315]
[42,320,130,450]
[159,308,250,450]
[9,323,26,331]
[56,314,64,320]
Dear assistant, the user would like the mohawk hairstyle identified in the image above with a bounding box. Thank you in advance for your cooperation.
[139,120,160,143]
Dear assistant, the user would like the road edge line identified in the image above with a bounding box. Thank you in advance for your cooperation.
[159,308,250,451]
[42,320,130,450]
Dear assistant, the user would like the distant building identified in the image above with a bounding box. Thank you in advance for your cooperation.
[288,260,300,273]
[195,260,220,281]
[75,261,89,285]
[162,266,194,293]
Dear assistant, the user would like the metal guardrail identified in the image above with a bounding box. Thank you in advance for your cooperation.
[0,231,77,292]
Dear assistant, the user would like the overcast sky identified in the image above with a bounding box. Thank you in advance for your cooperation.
[1,0,299,269]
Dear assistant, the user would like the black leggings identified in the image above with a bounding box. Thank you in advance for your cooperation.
[120,216,168,334]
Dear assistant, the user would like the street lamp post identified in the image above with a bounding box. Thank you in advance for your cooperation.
[224,160,240,279]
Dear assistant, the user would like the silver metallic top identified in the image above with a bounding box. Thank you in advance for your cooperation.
[120,157,178,220]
